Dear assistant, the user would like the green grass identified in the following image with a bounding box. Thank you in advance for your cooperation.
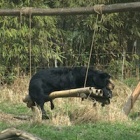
[123,77,139,89]
[0,101,30,115]
[0,122,9,130]
[1,121,140,140]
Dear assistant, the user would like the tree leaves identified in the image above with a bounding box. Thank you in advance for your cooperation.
[0,0,140,83]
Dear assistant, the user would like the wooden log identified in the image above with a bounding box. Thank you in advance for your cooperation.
[22,87,103,103]
[122,82,140,115]
[23,87,105,108]
[48,87,102,99]
[0,2,140,16]
[0,128,42,140]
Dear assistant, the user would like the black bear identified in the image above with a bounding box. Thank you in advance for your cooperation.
[28,67,114,119]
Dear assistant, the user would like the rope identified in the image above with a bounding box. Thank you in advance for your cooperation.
[20,7,33,15]
[84,14,99,87]
[93,4,104,14]
[20,7,32,78]
[29,11,32,78]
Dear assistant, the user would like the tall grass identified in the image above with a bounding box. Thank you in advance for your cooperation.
[0,77,136,126]
[0,77,29,103]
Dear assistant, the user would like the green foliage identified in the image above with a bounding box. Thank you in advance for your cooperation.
[0,0,140,83]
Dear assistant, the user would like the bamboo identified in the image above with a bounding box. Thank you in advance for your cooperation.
[0,2,140,16]
[49,87,102,99]
[23,87,103,108]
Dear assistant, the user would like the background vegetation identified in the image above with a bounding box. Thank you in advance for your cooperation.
[0,0,140,84]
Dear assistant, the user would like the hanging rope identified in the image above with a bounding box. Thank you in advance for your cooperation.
[93,4,104,14]
[84,14,99,87]
[83,4,104,87]
[29,10,32,78]
[20,7,32,78]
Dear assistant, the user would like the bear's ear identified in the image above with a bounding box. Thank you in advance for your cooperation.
[99,73,110,79]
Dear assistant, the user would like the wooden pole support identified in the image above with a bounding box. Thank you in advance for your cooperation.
[122,82,140,116]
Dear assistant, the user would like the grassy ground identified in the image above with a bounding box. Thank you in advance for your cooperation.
[0,77,140,139]
[1,117,140,140]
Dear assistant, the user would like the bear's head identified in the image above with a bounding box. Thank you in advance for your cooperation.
[93,72,115,99]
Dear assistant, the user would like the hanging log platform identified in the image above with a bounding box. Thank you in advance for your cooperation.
[122,82,140,115]
[23,87,110,108]
[0,2,140,16]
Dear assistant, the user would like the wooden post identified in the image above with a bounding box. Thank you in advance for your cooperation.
[122,82,140,115]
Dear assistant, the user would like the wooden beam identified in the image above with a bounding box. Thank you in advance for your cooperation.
[23,87,110,108]
[0,2,140,16]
